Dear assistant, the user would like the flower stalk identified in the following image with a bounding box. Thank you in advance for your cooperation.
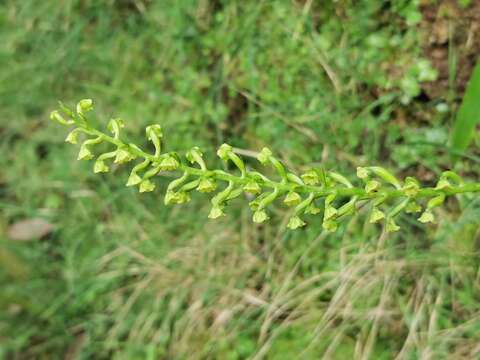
[51,99,480,232]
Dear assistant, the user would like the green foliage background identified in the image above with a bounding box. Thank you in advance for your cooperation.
[1,0,479,359]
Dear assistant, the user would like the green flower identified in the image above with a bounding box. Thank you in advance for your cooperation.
[402,177,420,197]
[139,179,155,193]
[243,181,261,195]
[405,201,421,214]
[305,203,321,215]
[253,209,269,223]
[197,178,217,193]
[114,148,135,164]
[386,218,400,233]
[418,210,435,223]
[65,130,79,144]
[369,207,385,224]
[356,167,369,179]
[301,169,319,185]
[257,147,272,165]
[208,205,225,219]
[77,145,93,161]
[323,219,338,232]
[365,180,380,194]
[159,156,179,171]
[126,172,142,187]
[93,160,109,173]
[283,191,301,206]
[435,178,451,190]
[76,99,93,114]
[217,143,233,161]
[287,216,306,230]
[324,205,337,221]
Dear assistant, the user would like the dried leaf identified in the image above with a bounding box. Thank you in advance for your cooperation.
[7,218,54,241]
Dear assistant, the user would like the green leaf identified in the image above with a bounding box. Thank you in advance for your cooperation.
[451,61,480,154]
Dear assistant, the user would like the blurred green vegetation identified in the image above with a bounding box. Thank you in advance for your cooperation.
[1,0,480,359]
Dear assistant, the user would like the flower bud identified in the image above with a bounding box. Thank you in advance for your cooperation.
[217,143,233,161]
[283,191,302,206]
[159,156,179,171]
[197,178,217,193]
[76,99,93,114]
[369,207,385,224]
[243,181,261,195]
[287,216,306,230]
[186,147,203,164]
[301,169,319,185]
[253,209,269,223]
[93,160,109,173]
[208,205,225,219]
[139,179,155,193]
[257,147,272,165]
[50,110,71,125]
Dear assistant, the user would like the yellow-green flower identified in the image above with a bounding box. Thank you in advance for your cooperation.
[139,179,155,193]
[93,160,109,173]
[287,216,306,230]
[253,209,269,223]
[283,191,301,206]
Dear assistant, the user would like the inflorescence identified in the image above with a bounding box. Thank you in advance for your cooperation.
[51,99,480,232]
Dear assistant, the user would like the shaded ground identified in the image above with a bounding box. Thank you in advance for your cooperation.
[420,0,480,98]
